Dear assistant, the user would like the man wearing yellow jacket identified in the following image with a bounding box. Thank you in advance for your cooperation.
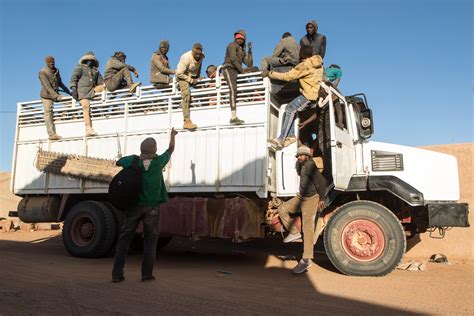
[263,46,323,149]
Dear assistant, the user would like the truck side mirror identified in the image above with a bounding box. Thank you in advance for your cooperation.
[359,108,374,139]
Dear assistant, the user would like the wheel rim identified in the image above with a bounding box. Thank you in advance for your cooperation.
[341,219,385,262]
[70,214,95,246]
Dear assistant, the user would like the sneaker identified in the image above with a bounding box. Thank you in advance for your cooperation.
[283,136,297,147]
[283,232,302,243]
[141,276,156,282]
[112,276,125,283]
[229,117,245,125]
[268,138,284,150]
[128,82,142,94]
[48,134,62,141]
[293,259,312,274]
[183,119,197,130]
[85,127,97,137]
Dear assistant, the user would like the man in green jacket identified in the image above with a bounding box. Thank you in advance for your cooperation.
[38,56,71,140]
[70,51,104,137]
[112,128,178,283]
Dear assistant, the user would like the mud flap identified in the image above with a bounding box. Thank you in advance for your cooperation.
[428,203,469,227]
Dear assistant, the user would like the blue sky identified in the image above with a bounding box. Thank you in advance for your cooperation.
[0,0,472,172]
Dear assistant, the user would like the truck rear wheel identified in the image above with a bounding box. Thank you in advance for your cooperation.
[323,200,405,276]
[62,201,116,258]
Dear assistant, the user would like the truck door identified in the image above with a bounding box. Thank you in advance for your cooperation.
[275,104,299,197]
[330,93,356,190]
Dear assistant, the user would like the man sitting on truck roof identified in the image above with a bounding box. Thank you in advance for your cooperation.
[104,51,141,94]
[70,51,105,137]
[38,55,71,140]
[176,43,205,130]
[278,145,326,274]
[263,45,324,149]
[150,40,176,90]
[222,29,259,126]
[260,32,300,71]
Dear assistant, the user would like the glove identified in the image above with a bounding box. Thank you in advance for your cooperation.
[71,88,79,101]
[261,70,270,78]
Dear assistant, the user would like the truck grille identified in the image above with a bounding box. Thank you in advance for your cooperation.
[371,150,403,171]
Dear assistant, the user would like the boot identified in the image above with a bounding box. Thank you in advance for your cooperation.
[48,134,62,141]
[183,118,197,130]
[229,117,245,125]
[128,82,142,94]
[85,126,98,137]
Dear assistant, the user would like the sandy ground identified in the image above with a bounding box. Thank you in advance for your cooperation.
[0,230,473,315]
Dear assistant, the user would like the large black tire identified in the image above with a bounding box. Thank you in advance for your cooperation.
[62,201,116,258]
[103,202,125,256]
[323,200,405,276]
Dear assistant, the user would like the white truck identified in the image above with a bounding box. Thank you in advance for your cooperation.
[10,69,469,276]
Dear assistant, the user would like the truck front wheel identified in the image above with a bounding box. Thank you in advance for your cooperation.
[323,200,405,276]
[62,201,116,258]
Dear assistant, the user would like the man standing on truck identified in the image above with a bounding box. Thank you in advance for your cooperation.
[38,56,71,140]
[278,145,326,274]
[70,51,105,137]
[300,20,326,59]
[104,51,141,93]
[112,128,178,283]
[263,45,323,149]
[260,32,300,71]
[176,43,205,130]
[150,40,176,90]
[222,29,259,125]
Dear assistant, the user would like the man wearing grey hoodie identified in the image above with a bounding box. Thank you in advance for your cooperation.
[300,20,326,59]
[70,51,104,137]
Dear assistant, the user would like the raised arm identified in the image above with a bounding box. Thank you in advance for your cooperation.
[168,128,178,154]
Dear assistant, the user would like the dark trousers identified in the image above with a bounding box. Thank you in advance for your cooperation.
[112,206,160,279]
[223,68,238,111]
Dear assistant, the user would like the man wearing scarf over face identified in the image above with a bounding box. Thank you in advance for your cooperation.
[112,128,178,283]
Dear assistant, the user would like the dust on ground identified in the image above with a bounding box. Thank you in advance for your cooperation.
[1,230,473,315]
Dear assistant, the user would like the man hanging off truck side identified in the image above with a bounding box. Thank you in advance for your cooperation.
[263,45,324,149]
[278,145,327,274]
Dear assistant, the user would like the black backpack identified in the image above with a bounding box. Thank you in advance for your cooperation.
[108,155,143,211]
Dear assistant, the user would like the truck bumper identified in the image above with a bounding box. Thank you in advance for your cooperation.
[428,203,470,227]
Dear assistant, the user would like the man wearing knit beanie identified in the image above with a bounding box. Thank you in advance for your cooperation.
[113,128,178,283]
[222,29,259,125]
[175,43,205,130]
[150,40,176,90]
[38,55,71,140]
[277,145,327,274]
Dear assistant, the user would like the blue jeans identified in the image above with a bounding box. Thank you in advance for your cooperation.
[278,95,312,140]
